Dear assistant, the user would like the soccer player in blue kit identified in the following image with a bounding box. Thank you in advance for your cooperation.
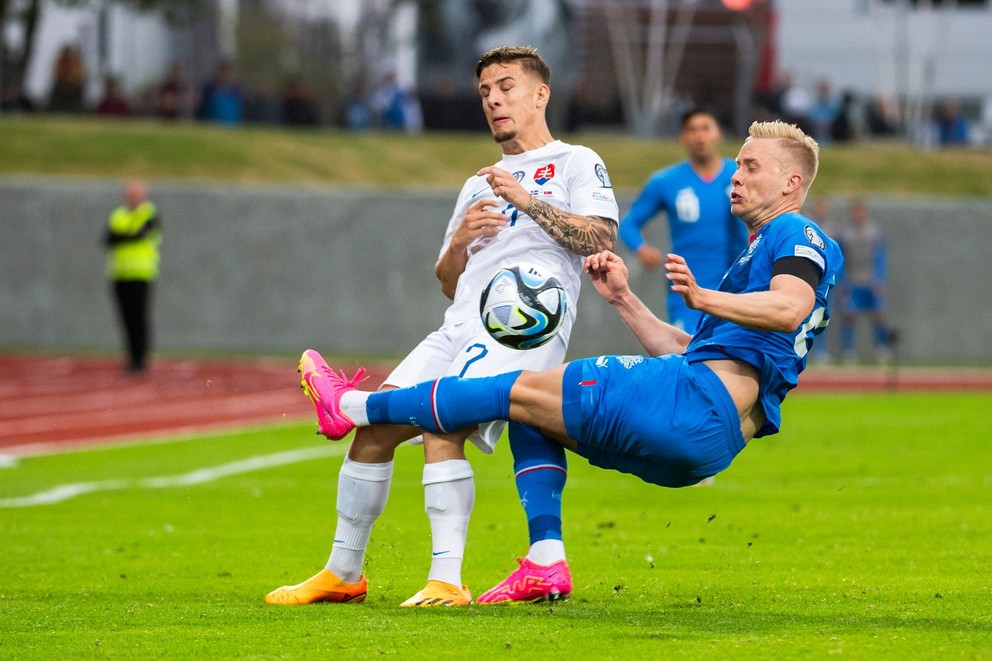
[619,108,748,332]
[299,120,843,598]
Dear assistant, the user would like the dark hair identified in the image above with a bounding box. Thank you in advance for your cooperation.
[680,107,720,129]
[475,46,551,85]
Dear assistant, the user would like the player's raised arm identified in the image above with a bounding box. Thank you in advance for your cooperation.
[585,250,691,356]
[478,165,617,256]
[665,253,816,332]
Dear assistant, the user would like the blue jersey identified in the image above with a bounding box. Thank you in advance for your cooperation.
[683,213,844,437]
[619,158,749,330]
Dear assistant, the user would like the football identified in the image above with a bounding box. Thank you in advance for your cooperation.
[480,264,566,350]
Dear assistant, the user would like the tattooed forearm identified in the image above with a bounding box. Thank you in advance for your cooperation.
[524,198,617,256]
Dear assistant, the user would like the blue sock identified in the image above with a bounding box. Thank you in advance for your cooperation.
[365,370,521,433]
[509,422,566,544]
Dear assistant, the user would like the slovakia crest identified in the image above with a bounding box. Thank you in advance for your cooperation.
[534,163,556,185]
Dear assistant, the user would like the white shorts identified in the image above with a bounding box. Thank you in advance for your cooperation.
[385,317,568,454]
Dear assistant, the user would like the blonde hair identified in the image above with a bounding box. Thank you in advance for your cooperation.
[746,120,819,189]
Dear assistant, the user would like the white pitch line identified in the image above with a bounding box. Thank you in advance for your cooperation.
[0,444,346,508]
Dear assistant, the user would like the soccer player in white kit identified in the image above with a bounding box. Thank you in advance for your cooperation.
[265,46,618,607]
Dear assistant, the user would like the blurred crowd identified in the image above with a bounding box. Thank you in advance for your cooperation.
[753,70,976,147]
[0,45,980,146]
[0,46,425,133]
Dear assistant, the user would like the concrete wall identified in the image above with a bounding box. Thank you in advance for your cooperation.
[1,177,990,364]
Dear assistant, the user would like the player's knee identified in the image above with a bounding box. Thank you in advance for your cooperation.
[422,431,469,462]
[350,425,417,459]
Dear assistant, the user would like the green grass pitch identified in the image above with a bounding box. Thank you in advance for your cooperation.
[1,392,989,659]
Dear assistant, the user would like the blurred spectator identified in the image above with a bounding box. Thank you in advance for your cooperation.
[934,100,970,146]
[779,72,813,131]
[419,79,486,131]
[371,69,422,133]
[754,70,787,119]
[830,90,858,143]
[343,87,373,131]
[156,62,191,120]
[807,79,839,143]
[48,45,86,113]
[282,79,319,126]
[867,95,900,136]
[198,62,244,124]
[836,198,892,363]
[95,76,132,117]
[245,82,282,124]
[2,79,35,112]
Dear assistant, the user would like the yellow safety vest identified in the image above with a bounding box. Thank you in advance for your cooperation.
[107,202,161,281]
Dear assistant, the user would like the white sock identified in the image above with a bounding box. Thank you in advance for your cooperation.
[423,459,474,586]
[340,391,371,426]
[527,539,566,566]
[325,456,392,583]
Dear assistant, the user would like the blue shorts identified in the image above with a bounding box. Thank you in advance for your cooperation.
[561,354,746,487]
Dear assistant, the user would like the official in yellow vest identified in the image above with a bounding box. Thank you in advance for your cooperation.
[105,179,161,373]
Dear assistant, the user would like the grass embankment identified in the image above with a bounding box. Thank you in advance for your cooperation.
[2,115,991,196]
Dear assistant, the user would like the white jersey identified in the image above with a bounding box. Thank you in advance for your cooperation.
[388,140,617,454]
[439,140,619,345]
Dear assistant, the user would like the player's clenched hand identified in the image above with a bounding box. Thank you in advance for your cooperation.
[665,253,704,309]
[452,199,507,247]
[477,165,529,209]
[584,250,631,304]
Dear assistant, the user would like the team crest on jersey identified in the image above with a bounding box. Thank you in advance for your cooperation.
[618,355,643,369]
[804,226,825,249]
[512,170,525,182]
[595,163,613,188]
[739,234,763,265]
[534,163,556,185]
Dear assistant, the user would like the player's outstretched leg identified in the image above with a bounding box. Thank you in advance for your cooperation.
[265,568,367,605]
[299,349,367,440]
[300,349,520,438]
[399,580,473,608]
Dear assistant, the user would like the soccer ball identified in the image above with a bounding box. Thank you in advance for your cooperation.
[480,264,566,350]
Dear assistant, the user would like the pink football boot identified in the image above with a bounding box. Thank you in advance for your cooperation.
[298,349,366,440]
[477,558,572,604]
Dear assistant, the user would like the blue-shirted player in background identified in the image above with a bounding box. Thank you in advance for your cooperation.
[298,121,843,598]
[619,108,749,332]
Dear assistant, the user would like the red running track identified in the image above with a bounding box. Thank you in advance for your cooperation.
[0,354,389,455]
[1,353,989,455]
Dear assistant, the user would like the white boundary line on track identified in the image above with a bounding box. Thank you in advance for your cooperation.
[0,443,347,508]
[0,419,312,462]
